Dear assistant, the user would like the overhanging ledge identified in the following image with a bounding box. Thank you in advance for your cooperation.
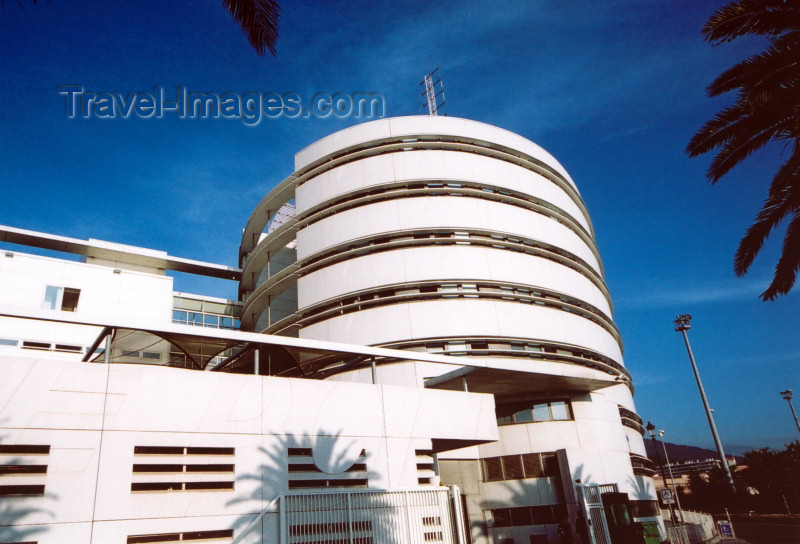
[1,224,242,280]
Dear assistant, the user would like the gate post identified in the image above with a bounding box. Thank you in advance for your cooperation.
[449,485,467,544]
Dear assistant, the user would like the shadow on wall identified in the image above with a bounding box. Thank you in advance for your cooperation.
[572,464,594,487]
[625,474,653,502]
[0,499,52,543]
[227,430,391,542]
[0,426,55,542]
[478,462,596,543]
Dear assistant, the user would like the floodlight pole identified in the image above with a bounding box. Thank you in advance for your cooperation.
[674,314,736,494]
[780,389,800,434]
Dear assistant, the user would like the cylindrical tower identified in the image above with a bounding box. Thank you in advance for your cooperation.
[239,116,660,544]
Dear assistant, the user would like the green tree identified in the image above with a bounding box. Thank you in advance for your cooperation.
[686,0,800,300]
[738,441,800,513]
[682,467,751,513]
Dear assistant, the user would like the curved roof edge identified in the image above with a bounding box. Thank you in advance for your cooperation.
[294,116,578,192]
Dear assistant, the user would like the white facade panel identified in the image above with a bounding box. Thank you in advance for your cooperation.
[298,243,610,317]
[0,251,173,323]
[300,300,622,363]
[294,116,577,191]
[0,353,497,540]
[295,197,601,273]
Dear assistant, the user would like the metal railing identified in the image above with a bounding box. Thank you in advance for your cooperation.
[235,486,465,543]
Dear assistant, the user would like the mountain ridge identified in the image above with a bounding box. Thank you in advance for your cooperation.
[643,440,752,463]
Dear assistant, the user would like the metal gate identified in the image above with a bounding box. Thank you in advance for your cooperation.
[575,484,612,544]
[280,487,465,544]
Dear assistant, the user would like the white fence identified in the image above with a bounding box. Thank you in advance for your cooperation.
[281,487,464,544]
[662,509,718,543]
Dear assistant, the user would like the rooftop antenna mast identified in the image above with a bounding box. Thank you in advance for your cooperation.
[420,67,446,116]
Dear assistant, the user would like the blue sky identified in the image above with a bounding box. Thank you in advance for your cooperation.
[1,0,797,450]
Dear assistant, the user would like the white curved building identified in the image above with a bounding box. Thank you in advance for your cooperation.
[239,116,661,543]
[0,116,661,544]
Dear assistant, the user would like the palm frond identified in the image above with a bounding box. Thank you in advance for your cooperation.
[707,113,792,181]
[734,171,799,276]
[687,101,790,171]
[767,142,800,198]
[687,103,749,157]
[691,0,800,299]
[221,0,280,56]
[707,38,800,97]
[760,208,800,299]
[703,0,800,43]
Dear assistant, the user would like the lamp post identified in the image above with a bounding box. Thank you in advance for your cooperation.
[780,389,800,434]
[659,429,685,524]
[646,421,676,526]
[674,314,736,494]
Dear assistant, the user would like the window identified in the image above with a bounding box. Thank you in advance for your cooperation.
[496,400,572,426]
[172,297,242,330]
[172,310,187,324]
[522,454,543,478]
[490,505,566,528]
[461,283,478,297]
[509,507,532,527]
[549,401,570,421]
[446,341,467,353]
[492,508,512,528]
[482,453,559,482]
[484,457,503,482]
[62,288,80,311]
[203,315,219,328]
[503,456,525,480]
[441,284,459,297]
[42,286,80,312]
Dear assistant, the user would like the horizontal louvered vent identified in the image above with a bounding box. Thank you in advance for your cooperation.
[287,447,368,490]
[416,449,437,485]
[131,446,234,493]
[126,529,233,543]
[0,444,49,497]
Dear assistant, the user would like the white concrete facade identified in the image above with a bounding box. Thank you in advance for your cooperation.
[240,116,661,544]
[0,354,496,543]
[1,115,660,544]
[0,233,498,543]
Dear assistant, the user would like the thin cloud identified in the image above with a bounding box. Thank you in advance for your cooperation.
[618,277,795,309]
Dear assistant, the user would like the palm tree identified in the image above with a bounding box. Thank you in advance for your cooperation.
[221,0,280,56]
[8,0,280,57]
[686,0,800,300]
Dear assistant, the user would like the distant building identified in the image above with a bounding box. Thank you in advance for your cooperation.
[665,458,737,477]
[1,116,662,544]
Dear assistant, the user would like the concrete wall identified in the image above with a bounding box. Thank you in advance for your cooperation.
[0,354,497,543]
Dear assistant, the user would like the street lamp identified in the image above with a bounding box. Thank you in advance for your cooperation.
[659,429,685,524]
[674,314,736,494]
[646,421,676,526]
[780,389,800,434]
